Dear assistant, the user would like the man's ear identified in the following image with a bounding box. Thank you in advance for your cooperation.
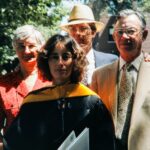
[92,30,97,37]
[142,29,148,41]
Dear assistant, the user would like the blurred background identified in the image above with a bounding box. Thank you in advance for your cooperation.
[0,0,149,74]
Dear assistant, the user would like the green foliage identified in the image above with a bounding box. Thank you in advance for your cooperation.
[0,0,68,74]
[141,0,150,12]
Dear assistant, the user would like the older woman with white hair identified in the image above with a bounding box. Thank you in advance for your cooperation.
[0,25,50,137]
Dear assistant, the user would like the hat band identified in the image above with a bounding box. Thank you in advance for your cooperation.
[69,18,95,22]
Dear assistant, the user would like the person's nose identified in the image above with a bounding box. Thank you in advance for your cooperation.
[75,29,80,35]
[57,56,64,65]
[121,32,130,39]
[24,46,31,53]
[75,28,83,35]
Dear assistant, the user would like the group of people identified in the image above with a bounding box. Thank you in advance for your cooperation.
[0,3,149,150]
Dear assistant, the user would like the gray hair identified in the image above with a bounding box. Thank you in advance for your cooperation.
[12,25,45,49]
[116,9,146,30]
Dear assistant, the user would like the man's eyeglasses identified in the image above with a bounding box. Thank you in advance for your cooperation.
[68,26,91,35]
[114,27,141,37]
[49,52,72,62]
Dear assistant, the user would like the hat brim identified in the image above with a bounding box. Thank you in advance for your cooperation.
[60,20,104,32]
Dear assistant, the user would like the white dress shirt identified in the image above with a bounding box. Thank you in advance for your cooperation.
[119,53,143,93]
[86,48,96,85]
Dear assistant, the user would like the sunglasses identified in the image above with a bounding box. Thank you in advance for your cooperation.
[49,52,72,62]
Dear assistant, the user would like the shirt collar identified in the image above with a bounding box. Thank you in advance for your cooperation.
[86,48,94,62]
[119,53,143,71]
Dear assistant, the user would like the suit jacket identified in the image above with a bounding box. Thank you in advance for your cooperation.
[91,58,150,150]
[93,50,118,68]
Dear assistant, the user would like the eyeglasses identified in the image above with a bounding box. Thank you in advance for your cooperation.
[114,27,141,37]
[49,52,72,62]
[68,26,91,35]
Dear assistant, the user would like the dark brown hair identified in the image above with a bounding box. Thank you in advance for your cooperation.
[37,34,88,83]
[89,23,97,32]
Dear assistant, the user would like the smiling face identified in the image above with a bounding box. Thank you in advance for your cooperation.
[113,14,147,62]
[48,43,74,85]
[15,36,40,67]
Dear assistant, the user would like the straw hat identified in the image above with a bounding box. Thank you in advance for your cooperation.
[60,4,104,32]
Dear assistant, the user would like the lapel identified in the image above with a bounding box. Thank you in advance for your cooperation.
[93,50,99,67]
[93,50,105,67]
[128,60,150,144]
[106,60,119,127]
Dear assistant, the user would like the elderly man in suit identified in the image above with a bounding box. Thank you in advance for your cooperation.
[91,9,150,150]
[61,4,118,86]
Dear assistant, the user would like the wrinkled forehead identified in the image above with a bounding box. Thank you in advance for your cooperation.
[17,36,38,45]
[115,14,142,29]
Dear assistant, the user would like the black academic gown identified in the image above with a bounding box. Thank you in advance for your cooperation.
[3,83,115,150]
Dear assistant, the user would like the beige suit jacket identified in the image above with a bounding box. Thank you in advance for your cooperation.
[91,59,150,150]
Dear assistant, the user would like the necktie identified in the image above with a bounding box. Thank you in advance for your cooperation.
[116,64,133,146]
[81,71,88,86]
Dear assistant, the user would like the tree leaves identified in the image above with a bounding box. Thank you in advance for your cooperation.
[0,0,68,74]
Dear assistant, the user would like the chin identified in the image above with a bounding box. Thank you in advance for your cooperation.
[120,46,134,52]
[25,61,37,66]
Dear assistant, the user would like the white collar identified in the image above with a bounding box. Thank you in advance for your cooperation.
[86,48,94,62]
[119,53,143,71]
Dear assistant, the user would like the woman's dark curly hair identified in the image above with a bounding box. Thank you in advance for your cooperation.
[37,34,88,83]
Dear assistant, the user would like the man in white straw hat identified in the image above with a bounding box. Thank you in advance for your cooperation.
[61,4,118,86]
